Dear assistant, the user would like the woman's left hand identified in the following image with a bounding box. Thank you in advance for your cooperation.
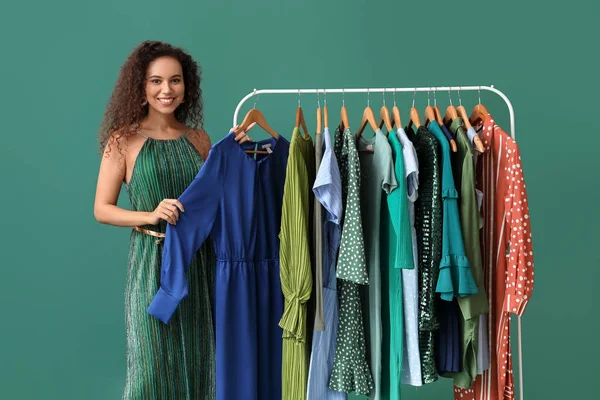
[232,122,256,144]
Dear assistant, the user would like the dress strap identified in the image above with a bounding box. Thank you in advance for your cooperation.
[136,127,150,139]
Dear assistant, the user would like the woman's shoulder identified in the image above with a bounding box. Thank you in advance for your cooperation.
[187,127,212,160]
[104,127,142,156]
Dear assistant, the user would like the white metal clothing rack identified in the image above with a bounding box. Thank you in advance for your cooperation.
[232,85,525,400]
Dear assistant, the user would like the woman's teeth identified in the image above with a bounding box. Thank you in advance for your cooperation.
[158,98,174,105]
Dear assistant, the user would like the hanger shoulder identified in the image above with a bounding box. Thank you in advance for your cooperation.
[295,106,310,139]
[443,105,458,126]
[340,105,350,130]
[433,105,444,125]
[367,106,378,132]
[456,105,472,129]
[424,105,436,125]
[356,106,378,138]
[392,105,402,129]
[237,108,279,139]
[473,136,485,153]
[409,107,421,129]
[469,103,489,126]
[324,106,329,129]
[379,105,393,132]
[450,139,458,152]
[316,106,322,134]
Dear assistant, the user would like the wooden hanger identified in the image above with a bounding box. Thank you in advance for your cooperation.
[295,90,310,139]
[355,96,379,139]
[469,87,489,127]
[443,102,458,126]
[235,108,278,139]
[432,90,444,125]
[316,94,322,135]
[424,106,436,126]
[457,104,485,153]
[296,106,310,139]
[443,105,458,125]
[377,90,392,135]
[378,103,392,134]
[234,106,279,154]
[406,90,421,130]
[339,89,350,130]
[323,89,329,129]
[423,90,437,126]
[407,107,421,130]
[355,105,378,138]
[390,91,402,128]
[379,105,392,133]
[469,103,489,127]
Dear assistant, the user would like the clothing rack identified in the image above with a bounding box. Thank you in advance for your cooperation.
[232,85,524,400]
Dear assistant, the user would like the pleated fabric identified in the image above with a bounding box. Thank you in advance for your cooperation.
[124,132,216,399]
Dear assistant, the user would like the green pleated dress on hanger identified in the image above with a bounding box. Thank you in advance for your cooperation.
[123,130,216,400]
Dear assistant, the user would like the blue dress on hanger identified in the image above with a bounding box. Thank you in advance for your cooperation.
[148,131,290,400]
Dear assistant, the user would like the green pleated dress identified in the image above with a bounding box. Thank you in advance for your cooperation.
[123,130,216,400]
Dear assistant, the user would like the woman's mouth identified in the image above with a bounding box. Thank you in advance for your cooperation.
[158,97,174,105]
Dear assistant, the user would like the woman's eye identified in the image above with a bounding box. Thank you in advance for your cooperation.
[152,79,161,84]
[172,79,181,83]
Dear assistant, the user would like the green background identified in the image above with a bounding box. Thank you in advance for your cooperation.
[1,0,598,399]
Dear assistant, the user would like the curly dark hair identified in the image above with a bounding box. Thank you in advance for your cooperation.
[98,40,204,156]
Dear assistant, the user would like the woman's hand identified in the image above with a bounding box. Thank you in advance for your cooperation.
[232,122,256,144]
[147,199,185,225]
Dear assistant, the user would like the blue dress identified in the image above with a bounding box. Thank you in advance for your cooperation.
[306,127,346,400]
[148,131,290,400]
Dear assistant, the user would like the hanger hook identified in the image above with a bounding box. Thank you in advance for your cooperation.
[342,88,345,107]
[457,88,462,106]
[448,86,453,106]
[478,86,481,104]
[427,88,431,106]
[412,88,416,108]
[317,89,321,109]
[298,89,301,107]
[367,88,370,107]
[433,88,437,107]
[382,88,386,107]
[393,88,397,107]
[252,88,259,109]
[324,88,327,107]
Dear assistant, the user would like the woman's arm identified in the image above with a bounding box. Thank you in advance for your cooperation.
[94,135,153,227]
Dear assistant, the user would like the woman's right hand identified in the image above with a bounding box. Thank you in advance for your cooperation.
[147,199,185,225]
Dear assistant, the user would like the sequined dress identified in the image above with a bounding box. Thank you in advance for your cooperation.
[407,125,443,384]
[123,131,216,399]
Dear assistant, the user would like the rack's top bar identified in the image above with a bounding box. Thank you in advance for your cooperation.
[245,86,494,94]
[232,85,515,140]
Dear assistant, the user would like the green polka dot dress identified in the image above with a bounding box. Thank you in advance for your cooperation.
[328,127,373,396]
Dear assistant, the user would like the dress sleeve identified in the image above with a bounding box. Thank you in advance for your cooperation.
[147,148,225,323]
[387,144,414,270]
[503,144,534,316]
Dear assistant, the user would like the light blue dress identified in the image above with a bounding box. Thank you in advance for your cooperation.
[306,127,346,400]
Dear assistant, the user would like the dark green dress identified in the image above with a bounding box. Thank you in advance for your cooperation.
[123,131,216,399]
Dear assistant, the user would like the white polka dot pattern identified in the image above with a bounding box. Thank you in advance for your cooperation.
[454,114,535,400]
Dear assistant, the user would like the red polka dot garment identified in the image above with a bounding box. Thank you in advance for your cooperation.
[454,113,535,400]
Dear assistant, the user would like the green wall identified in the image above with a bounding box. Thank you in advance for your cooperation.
[1,0,598,399]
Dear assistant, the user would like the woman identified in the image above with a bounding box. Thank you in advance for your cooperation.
[93,40,252,399]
